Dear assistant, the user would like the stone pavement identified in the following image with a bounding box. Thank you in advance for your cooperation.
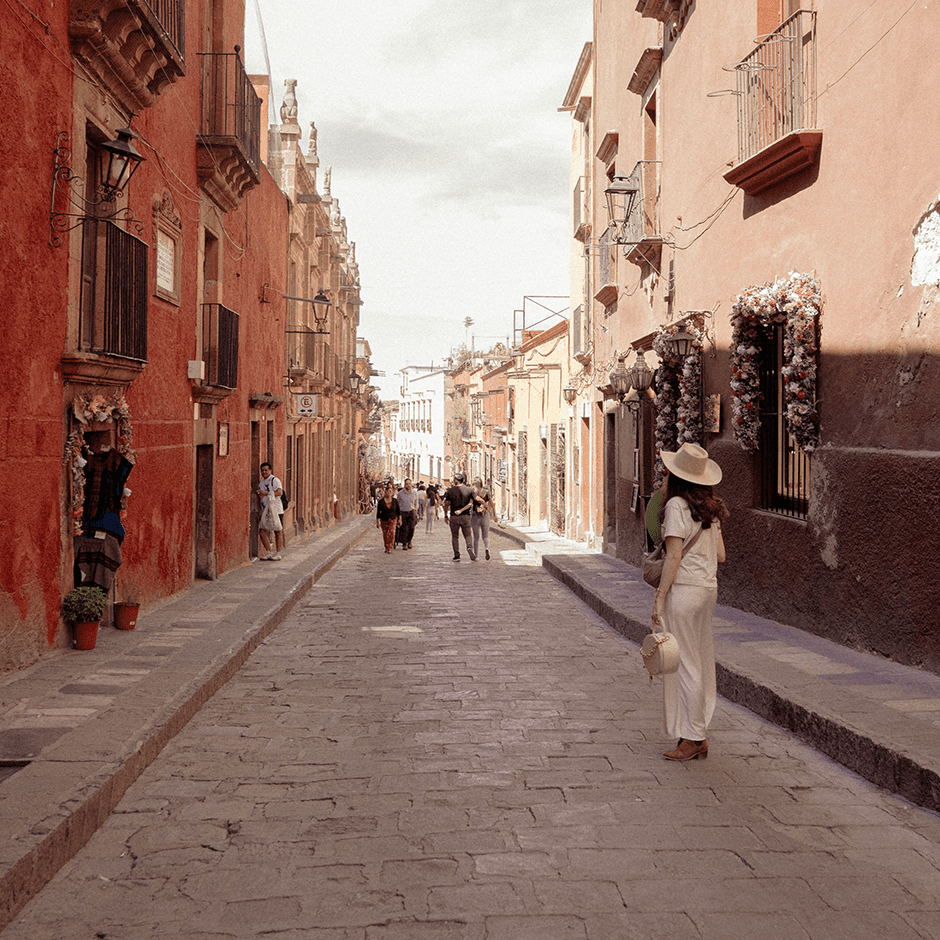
[498,525,940,815]
[0,515,374,930]
[1,515,940,935]
[3,520,940,939]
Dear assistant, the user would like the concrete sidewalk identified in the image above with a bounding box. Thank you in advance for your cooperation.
[0,515,374,930]
[495,523,940,816]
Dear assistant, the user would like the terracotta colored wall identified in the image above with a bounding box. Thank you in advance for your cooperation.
[0,0,291,675]
[0,2,74,664]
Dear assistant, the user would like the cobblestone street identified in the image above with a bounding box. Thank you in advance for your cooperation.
[6,528,940,939]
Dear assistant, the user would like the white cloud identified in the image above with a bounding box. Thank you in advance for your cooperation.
[245,0,591,396]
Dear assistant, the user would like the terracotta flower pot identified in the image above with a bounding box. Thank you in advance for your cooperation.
[73,621,100,650]
[113,602,140,630]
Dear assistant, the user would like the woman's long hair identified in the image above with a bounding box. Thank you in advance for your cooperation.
[659,473,728,529]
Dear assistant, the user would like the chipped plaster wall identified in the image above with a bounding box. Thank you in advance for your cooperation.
[912,197,940,287]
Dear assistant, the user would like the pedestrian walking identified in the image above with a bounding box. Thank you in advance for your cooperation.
[416,482,427,522]
[443,472,475,561]
[425,482,439,534]
[396,479,419,550]
[470,477,495,561]
[375,485,401,554]
[650,443,728,762]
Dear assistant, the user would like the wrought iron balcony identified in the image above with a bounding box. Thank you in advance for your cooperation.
[70,0,185,112]
[724,11,821,196]
[202,303,239,390]
[287,327,318,377]
[197,50,262,212]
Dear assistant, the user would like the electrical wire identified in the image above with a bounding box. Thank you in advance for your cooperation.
[672,188,740,250]
[817,0,919,97]
[3,0,98,85]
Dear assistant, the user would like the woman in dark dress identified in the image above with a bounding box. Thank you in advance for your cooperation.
[375,485,401,554]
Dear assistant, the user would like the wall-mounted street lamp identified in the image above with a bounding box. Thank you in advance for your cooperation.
[626,350,653,392]
[311,289,331,333]
[666,328,696,359]
[98,128,147,199]
[609,355,632,402]
[50,127,147,247]
[563,385,577,405]
[349,371,362,393]
[604,175,640,241]
[602,350,655,414]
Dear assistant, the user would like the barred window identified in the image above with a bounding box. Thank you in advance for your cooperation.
[758,322,809,519]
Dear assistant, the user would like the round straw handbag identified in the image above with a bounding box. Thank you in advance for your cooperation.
[640,627,680,677]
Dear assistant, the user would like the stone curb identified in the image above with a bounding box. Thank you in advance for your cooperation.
[0,517,372,932]
[521,535,940,816]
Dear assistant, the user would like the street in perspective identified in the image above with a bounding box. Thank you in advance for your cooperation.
[5,526,940,940]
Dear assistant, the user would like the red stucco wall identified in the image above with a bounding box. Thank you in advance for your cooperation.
[0,1,74,665]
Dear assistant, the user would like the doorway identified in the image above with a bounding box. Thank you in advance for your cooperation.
[195,444,215,579]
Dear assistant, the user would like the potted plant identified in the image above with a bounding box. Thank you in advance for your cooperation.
[62,586,108,650]
[113,574,141,630]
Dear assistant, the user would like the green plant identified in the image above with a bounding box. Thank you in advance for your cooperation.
[62,587,108,623]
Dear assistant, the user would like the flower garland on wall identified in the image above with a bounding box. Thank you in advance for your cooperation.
[652,321,704,480]
[64,394,136,536]
[730,271,820,453]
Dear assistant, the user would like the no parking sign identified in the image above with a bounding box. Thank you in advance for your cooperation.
[295,394,317,415]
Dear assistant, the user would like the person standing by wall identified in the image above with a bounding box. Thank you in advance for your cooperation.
[470,478,495,561]
[650,443,728,762]
[443,473,475,561]
[375,484,401,554]
[257,462,284,561]
[396,478,419,550]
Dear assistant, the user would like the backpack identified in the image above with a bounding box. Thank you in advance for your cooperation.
[280,488,289,510]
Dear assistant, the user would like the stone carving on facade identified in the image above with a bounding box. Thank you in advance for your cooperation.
[152,191,182,233]
[280,79,299,124]
[307,122,319,164]
[323,166,332,201]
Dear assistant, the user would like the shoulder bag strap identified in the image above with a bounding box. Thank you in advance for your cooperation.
[680,524,704,558]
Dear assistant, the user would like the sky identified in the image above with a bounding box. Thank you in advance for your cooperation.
[243,0,592,399]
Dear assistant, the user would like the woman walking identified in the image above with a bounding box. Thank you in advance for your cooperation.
[650,443,728,761]
[470,478,495,561]
[375,485,401,554]
[425,483,439,534]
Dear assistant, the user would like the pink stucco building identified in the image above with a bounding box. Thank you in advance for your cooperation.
[568,2,940,669]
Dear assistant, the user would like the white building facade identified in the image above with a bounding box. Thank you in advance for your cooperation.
[392,367,448,484]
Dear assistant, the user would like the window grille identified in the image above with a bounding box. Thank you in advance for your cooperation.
[79,218,148,360]
[202,302,239,389]
[758,322,810,519]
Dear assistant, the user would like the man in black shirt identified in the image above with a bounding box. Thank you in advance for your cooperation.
[443,472,476,561]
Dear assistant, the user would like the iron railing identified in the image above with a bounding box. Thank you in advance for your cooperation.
[732,10,817,164]
[140,0,185,59]
[199,51,261,170]
[202,302,239,389]
[759,322,810,519]
[287,327,318,374]
[79,219,148,360]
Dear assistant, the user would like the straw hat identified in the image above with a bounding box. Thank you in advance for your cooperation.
[660,442,722,486]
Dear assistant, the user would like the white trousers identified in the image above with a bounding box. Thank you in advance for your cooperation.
[661,583,717,741]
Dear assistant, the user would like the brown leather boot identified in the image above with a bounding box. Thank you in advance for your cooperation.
[662,738,708,761]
